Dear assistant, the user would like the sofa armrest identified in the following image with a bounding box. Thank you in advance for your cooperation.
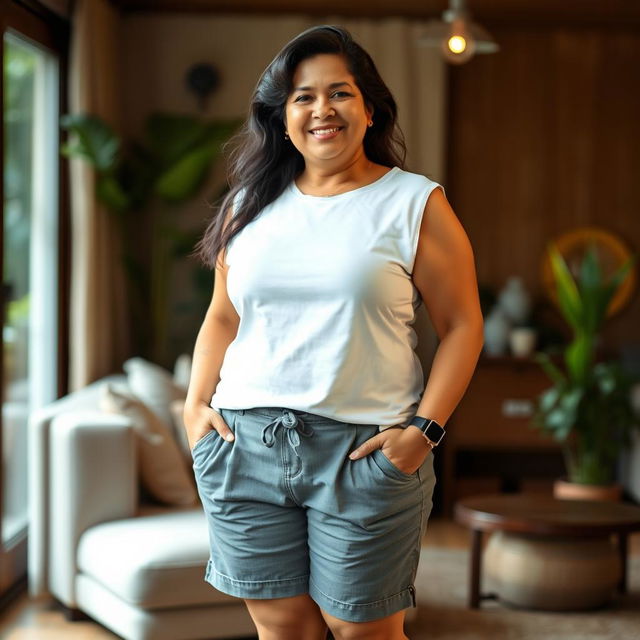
[28,374,128,598]
[47,411,138,605]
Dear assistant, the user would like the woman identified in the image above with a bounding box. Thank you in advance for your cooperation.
[185,25,483,640]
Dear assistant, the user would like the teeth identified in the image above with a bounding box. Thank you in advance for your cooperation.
[311,127,341,135]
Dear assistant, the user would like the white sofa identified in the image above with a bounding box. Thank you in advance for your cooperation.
[28,373,257,640]
[622,430,640,502]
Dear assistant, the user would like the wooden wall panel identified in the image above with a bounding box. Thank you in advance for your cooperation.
[447,26,640,353]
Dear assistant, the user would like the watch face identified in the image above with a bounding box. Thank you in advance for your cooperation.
[424,421,445,444]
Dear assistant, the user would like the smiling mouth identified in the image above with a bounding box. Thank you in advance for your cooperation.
[309,126,345,138]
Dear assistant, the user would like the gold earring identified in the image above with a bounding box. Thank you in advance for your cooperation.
[368,120,373,127]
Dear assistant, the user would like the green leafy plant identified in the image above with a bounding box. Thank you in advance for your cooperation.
[532,243,640,485]
[60,112,240,362]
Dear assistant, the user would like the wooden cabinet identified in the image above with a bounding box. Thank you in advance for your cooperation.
[438,355,565,516]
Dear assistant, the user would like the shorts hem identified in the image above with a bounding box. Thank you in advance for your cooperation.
[204,559,309,599]
[308,576,415,623]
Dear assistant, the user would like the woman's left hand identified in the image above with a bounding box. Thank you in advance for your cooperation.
[348,426,433,474]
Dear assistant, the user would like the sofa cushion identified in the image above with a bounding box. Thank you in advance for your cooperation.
[121,355,195,465]
[172,353,192,391]
[77,509,237,609]
[99,383,197,506]
[169,398,190,456]
[122,356,187,425]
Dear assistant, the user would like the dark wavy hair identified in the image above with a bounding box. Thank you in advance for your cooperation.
[192,24,407,271]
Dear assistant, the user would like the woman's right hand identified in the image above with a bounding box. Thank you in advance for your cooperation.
[183,400,235,451]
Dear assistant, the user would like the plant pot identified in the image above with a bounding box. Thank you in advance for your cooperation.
[553,477,622,502]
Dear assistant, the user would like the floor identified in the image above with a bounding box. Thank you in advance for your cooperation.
[1,515,638,639]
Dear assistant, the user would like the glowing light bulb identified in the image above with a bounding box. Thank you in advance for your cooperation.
[441,19,476,64]
[417,0,500,65]
[448,35,467,54]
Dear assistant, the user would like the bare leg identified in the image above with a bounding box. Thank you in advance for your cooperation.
[321,607,408,640]
[244,593,329,640]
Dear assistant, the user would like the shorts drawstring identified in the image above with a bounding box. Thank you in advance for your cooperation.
[261,409,314,458]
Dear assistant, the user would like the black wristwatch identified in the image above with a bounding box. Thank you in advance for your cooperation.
[408,416,446,448]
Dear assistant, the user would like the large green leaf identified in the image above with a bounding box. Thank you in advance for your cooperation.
[60,113,120,172]
[606,255,636,305]
[593,362,617,395]
[145,113,207,167]
[198,119,240,154]
[122,142,157,210]
[548,245,582,329]
[154,145,216,202]
[545,407,574,441]
[578,243,602,289]
[551,387,584,441]
[578,244,604,334]
[534,351,567,385]
[144,113,240,170]
[539,386,562,413]
[96,174,131,213]
[565,331,593,383]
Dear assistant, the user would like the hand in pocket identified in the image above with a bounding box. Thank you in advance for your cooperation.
[183,401,234,451]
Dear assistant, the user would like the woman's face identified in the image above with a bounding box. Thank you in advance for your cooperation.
[284,53,373,167]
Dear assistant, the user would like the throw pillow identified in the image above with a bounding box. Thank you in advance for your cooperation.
[122,356,188,454]
[173,353,192,391]
[169,397,190,458]
[99,382,198,506]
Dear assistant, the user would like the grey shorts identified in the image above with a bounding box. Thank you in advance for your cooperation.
[191,406,436,623]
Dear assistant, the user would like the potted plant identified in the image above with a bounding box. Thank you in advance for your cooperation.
[60,112,240,363]
[532,242,640,500]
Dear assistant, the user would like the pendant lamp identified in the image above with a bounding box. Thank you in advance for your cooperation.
[418,0,499,64]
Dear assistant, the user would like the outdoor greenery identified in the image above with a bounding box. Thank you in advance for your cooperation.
[532,243,640,486]
[4,39,36,381]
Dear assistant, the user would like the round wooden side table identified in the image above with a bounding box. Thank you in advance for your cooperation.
[454,493,640,611]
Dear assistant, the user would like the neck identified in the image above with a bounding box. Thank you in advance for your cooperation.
[297,153,374,191]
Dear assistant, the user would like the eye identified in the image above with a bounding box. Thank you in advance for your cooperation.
[294,91,353,102]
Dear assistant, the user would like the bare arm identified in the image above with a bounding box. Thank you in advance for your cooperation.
[184,212,240,447]
[184,267,239,409]
[349,187,484,469]
[410,187,484,428]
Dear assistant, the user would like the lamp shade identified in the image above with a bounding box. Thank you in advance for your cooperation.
[418,13,499,63]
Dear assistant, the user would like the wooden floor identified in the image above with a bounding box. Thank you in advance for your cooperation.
[1,515,638,639]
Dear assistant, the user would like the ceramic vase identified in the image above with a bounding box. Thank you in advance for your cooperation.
[509,327,537,358]
[498,276,531,325]
[484,307,511,356]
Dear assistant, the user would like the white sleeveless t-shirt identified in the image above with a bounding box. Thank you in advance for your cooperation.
[209,166,443,431]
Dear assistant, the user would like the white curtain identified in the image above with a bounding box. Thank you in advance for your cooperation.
[322,17,446,181]
[68,0,132,389]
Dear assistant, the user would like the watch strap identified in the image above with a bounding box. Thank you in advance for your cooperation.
[408,416,446,447]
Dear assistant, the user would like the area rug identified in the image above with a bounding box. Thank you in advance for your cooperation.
[405,547,640,639]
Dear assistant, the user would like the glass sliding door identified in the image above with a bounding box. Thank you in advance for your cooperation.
[1,29,60,588]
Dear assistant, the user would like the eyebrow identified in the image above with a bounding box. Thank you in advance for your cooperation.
[292,81,353,92]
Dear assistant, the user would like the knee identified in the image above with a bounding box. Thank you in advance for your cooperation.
[330,626,407,640]
[244,595,328,639]
[330,628,400,640]
[257,620,327,640]
[325,611,407,640]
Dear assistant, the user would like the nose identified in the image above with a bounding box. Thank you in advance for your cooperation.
[312,98,335,119]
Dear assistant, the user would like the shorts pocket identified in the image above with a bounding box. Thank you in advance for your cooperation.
[191,427,220,457]
[372,447,418,482]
